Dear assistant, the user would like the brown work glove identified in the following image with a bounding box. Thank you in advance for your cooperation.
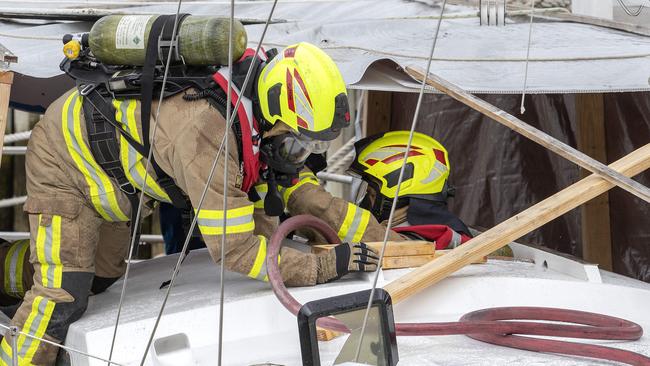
[316,242,379,283]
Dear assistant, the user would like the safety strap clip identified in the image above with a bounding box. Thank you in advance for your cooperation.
[119,181,137,196]
[79,83,97,96]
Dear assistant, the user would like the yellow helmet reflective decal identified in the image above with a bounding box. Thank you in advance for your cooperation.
[351,131,450,199]
[257,42,349,140]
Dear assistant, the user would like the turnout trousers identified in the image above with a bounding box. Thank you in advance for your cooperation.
[0,121,130,365]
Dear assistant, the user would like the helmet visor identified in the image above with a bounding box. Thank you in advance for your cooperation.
[277,132,331,164]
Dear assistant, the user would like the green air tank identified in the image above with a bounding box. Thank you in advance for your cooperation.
[88,15,248,66]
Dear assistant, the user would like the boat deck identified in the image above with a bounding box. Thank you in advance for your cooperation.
[66,245,650,366]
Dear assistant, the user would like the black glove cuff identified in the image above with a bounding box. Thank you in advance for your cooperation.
[334,243,351,277]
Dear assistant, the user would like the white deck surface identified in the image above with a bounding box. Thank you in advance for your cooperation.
[66,246,650,366]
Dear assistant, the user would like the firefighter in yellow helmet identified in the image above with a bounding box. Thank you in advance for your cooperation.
[0,42,390,364]
[349,131,473,250]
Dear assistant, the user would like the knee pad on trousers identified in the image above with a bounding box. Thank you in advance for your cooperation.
[91,276,120,295]
[46,272,93,341]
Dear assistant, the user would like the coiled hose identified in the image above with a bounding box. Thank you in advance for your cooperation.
[267,215,650,365]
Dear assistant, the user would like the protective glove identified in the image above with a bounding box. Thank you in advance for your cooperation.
[316,242,379,283]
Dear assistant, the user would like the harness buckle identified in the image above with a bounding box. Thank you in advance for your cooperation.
[119,181,137,196]
[79,83,97,96]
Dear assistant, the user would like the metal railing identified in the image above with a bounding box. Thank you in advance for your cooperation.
[0,231,164,242]
[0,196,26,208]
[1,146,26,155]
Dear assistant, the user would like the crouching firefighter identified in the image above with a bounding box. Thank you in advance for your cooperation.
[0,22,392,366]
[349,131,473,249]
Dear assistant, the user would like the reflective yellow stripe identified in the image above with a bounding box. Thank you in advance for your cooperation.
[252,183,268,209]
[51,216,63,289]
[17,296,55,363]
[4,243,14,295]
[247,236,267,281]
[61,92,128,221]
[247,236,280,282]
[280,171,319,204]
[4,240,29,298]
[35,215,63,289]
[337,203,371,243]
[36,215,47,288]
[114,99,171,203]
[0,338,13,365]
[196,205,255,235]
[15,241,28,297]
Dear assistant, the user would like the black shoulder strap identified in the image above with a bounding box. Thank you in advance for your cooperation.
[138,14,190,210]
[83,92,142,252]
[140,14,189,150]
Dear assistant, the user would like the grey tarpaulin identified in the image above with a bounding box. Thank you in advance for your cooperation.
[2,0,650,110]
[392,91,650,282]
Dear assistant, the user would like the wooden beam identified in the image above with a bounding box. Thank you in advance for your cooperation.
[311,242,486,269]
[405,66,650,204]
[382,251,486,269]
[576,94,612,271]
[0,71,14,168]
[362,90,392,137]
[383,143,650,304]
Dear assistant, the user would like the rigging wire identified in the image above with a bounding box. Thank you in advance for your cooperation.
[0,323,126,366]
[353,0,448,361]
[520,0,535,114]
[218,0,235,365]
[616,0,649,16]
[107,1,185,365]
[135,1,279,364]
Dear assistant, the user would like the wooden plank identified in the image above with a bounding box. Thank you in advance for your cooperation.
[0,71,14,168]
[311,240,436,256]
[311,242,485,269]
[362,90,392,136]
[383,251,486,269]
[317,327,343,342]
[405,66,650,203]
[383,143,650,304]
[576,93,612,271]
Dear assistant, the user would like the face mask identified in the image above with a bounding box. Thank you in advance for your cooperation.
[260,131,331,216]
[261,132,330,175]
[275,132,330,164]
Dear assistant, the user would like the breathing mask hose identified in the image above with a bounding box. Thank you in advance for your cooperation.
[267,214,650,365]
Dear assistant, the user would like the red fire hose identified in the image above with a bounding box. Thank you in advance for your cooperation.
[267,215,650,365]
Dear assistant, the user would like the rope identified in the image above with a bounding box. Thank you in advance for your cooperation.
[326,138,355,165]
[0,196,26,208]
[519,0,535,114]
[354,0,449,360]
[327,150,355,175]
[3,131,31,144]
[0,323,126,366]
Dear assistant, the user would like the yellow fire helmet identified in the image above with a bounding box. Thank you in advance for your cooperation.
[257,42,350,141]
[350,131,451,204]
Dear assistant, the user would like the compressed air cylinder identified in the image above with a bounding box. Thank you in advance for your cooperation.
[88,15,248,66]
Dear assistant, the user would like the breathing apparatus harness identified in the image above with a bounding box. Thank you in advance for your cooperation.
[59,14,297,251]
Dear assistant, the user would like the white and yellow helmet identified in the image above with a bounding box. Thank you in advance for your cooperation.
[350,131,451,218]
[257,42,350,141]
